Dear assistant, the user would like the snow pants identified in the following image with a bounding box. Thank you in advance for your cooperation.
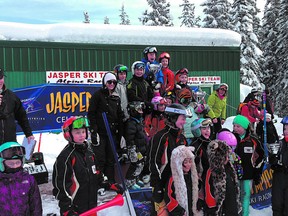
[240,179,252,216]
[272,171,288,216]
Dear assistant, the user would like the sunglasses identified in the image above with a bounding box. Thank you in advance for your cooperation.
[0,146,25,159]
[72,117,90,129]
[220,88,227,91]
[107,80,117,85]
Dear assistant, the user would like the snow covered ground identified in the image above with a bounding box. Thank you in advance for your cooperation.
[17,84,280,215]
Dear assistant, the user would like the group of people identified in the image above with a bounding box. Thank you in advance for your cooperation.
[0,44,288,216]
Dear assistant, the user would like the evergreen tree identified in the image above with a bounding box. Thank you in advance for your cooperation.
[179,0,200,27]
[230,0,263,88]
[119,4,131,25]
[274,0,288,116]
[83,11,90,24]
[201,0,232,29]
[104,16,110,24]
[139,0,173,26]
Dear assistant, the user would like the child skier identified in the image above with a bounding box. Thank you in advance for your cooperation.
[269,116,288,215]
[164,145,200,216]
[0,141,42,215]
[205,140,241,215]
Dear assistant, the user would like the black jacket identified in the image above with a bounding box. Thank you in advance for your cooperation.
[87,88,124,136]
[0,86,33,144]
[52,142,101,214]
[256,120,279,144]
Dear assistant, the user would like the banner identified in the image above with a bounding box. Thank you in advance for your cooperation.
[250,165,273,209]
[129,188,153,216]
[14,84,101,133]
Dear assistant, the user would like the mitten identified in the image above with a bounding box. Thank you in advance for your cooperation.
[110,183,124,194]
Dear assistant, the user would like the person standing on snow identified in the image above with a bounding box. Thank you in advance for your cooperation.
[158,52,175,95]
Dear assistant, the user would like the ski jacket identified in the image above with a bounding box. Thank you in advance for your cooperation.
[114,80,129,122]
[144,110,166,140]
[161,67,175,93]
[234,132,264,180]
[0,170,42,216]
[183,105,198,139]
[207,90,227,120]
[256,120,279,144]
[52,142,102,214]
[240,102,261,124]
[148,125,187,189]
[125,117,147,156]
[87,88,124,136]
[0,85,33,144]
[270,138,288,172]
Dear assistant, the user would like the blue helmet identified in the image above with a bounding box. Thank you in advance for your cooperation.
[0,142,25,172]
[281,116,288,125]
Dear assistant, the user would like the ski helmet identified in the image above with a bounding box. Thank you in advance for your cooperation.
[281,116,288,125]
[191,118,213,137]
[0,141,25,172]
[177,88,193,105]
[143,46,157,59]
[218,83,229,91]
[217,130,237,147]
[158,52,170,63]
[62,116,90,143]
[131,61,145,75]
[163,91,176,103]
[127,101,145,118]
[165,103,192,124]
[113,64,128,77]
[151,96,167,111]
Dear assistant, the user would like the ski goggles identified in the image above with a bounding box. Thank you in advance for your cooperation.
[159,52,170,59]
[180,97,192,105]
[147,47,157,53]
[134,102,146,112]
[72,117,90,129]
[200,118,213,128]
[0,146,25,159]
[134,62,145,69]
[117,65,128,73]
[177,68,188,75]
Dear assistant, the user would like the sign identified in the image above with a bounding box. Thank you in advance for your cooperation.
[14,84,101,133]
[187,76,221,85]
[46,71,107,84]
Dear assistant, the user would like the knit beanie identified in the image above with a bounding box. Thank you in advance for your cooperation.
[103,72,116,84]
[233,115,250,129]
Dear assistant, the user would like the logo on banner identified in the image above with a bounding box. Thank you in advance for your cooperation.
[46,71,106,84]
[187,76,221,85]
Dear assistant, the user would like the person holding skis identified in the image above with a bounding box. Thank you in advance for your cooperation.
[0,141,42,215]
[149,103,191,215]
[52,116,123,215]
[269,116,288,215]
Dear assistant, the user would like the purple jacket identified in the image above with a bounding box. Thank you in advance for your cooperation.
[0,170,42,216]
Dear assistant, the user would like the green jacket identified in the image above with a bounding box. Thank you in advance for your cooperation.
[207,90,227,120]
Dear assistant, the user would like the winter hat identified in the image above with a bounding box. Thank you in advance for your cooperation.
[266,113,272,120]
[207,140,230,170]
[250,99,260,106]
[170,146,199,216]
[233,115,250,129]
[103,72,116,84]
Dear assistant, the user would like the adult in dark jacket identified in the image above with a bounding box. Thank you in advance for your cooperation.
[149,103,191,215]
[0,68,34,145]
[88,72,124,183]
[256,113,279,144]
[0,141,42,216]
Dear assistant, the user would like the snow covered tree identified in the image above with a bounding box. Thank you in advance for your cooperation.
[139,0,173,26]
[230,0,263,88]
[119,4,131,25]
[201,0,232,29]
[273,0,288,116]
[104,16,110,24]
[83,11,90,24]
[179,0,200,27]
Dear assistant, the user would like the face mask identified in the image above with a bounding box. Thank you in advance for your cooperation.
[4,165,23,173]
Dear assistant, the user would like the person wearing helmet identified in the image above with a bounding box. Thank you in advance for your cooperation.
[158,52,175,94]
[0,141,42,215]
[114,64,129,122]
[243,87,262,103]
[127,61,154,116]
[177,88,198,145]
[232,115,264,216]
[205,140,241,215]
[269,116,288,216]
[88,72,124,183]
[52,116,123,215]
[124,101,147,189]
[163,91,175,106]
[144,96,167,141]
[206,83,229,138]
[148,103,190,215]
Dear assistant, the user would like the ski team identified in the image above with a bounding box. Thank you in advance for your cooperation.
[0,46,287,216]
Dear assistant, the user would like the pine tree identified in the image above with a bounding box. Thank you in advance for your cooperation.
[104,16,110,24]
[230,0,263,88]
[201,0,232,29]
[139,0,173,26]
[274,0,288,116]
[119,4,131,25]
[179,0,200,27]
[83,11,90,24]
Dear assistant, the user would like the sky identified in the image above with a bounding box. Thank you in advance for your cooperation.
[0,0,266,27]
[18,84,279,215]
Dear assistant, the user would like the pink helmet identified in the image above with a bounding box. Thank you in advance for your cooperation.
[217,130,237,147]
[151,96,167,110]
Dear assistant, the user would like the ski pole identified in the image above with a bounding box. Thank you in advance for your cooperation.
[262,89,269,166]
